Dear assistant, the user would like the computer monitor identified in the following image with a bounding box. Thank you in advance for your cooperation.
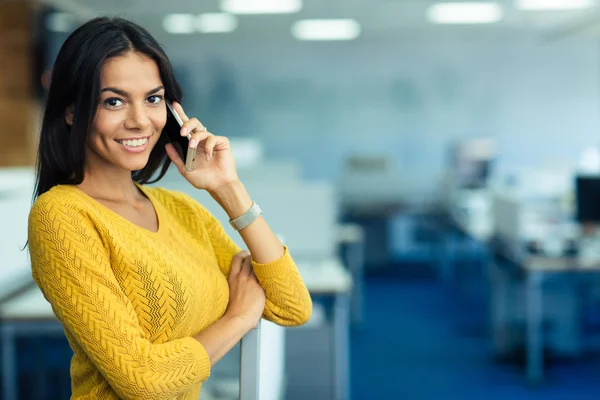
[575,175,600,223]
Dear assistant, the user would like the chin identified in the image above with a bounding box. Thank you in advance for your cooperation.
[120,156,151,172]
[118,144,157,171]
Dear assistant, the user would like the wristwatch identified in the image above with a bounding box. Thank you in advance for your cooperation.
[229,202,262,231]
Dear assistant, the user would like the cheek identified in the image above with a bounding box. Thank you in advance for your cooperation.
[92,109,123,139]
[150,109,167,133]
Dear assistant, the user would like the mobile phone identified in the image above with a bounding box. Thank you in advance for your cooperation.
[165,101,196,171]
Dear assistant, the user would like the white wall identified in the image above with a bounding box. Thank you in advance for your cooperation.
[45,28,600,199]
[161,35,600,197]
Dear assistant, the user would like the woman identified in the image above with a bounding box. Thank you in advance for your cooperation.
[28,17,312,400]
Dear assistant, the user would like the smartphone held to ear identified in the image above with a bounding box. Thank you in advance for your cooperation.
[165,101,196,171]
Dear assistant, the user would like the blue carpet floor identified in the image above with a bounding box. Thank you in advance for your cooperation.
[350,277,600,400]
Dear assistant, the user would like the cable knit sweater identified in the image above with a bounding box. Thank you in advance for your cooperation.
[27,183,312,400]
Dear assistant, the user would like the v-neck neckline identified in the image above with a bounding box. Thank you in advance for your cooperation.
[60,182,165,237]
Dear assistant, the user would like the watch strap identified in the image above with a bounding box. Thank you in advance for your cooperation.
[229,202,262,231]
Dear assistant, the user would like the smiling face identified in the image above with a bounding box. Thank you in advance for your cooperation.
[79,51,167,174]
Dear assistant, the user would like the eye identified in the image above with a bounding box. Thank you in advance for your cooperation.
[105,98,123,107]
[147,95,163,105]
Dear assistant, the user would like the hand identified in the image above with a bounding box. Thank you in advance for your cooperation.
[164,102,239,192]
[225,251,266,331]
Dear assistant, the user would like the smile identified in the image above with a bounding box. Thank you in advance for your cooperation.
[115,137,149,147]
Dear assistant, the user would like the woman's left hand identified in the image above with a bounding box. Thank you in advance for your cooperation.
[165,102,239,193]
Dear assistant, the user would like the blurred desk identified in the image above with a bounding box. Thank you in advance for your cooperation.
[298,258,352,294]
[294,258,352,400]
[492,237,600,385]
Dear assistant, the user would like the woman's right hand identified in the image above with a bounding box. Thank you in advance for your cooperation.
[225,251,266,331]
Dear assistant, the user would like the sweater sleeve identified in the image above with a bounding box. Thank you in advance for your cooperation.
[198,201,313,327]
[28,196,211,400]
[162,189,312,326]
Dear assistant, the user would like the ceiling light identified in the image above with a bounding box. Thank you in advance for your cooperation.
[195,13,237,33]
[427,2,504,24]
[220,0,302,14]
[163,14,195,34]
[516,0,594,10]
[291,19,361,41]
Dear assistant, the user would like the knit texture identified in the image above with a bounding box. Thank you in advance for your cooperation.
[28,183,312,400]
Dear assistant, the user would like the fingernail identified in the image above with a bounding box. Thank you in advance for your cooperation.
[182,127,188,136]
[206,152,211,161]
[190,138,198,148]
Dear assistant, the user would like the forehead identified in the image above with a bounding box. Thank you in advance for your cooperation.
[100,52,162,91]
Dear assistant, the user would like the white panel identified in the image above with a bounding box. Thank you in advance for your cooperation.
[258,320,285,400]
[156,176,338,259]
[0,168,36,298]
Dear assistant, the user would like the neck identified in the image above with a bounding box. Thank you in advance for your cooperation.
[77,155,141,203]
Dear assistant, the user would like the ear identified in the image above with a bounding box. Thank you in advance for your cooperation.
[65,105,74,126]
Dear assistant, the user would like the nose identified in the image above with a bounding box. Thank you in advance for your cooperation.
[124,103,150,131]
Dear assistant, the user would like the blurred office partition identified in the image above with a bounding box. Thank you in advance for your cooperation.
[0,168,35,300]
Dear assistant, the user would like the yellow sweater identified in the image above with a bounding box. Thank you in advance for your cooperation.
[28,183,312,400]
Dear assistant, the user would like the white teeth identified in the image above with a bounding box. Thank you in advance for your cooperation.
[118,138,148,147]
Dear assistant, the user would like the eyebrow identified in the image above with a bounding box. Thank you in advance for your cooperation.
[100,85,165,97]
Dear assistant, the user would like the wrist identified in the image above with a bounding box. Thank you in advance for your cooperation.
[209,180,253,220]
[223,312,255,333]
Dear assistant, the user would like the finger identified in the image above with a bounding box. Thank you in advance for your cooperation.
[181,118,207,141]
[203,134,217,160]
[172,101,190,123]
[249,267,260,283]
[229,251,250,279]
[188,130,212,150]
[165,143,186,173]
[241,255,253,277]
[202,135,229,160]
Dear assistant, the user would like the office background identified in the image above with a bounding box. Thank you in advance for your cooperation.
[3,1,600,399]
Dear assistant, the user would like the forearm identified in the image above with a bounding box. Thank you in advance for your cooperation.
[208,180,312,326]
[209,180,284,264]
[193,314,251,367]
